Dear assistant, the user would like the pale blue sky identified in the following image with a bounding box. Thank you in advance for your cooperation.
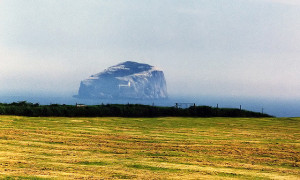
[0,0,300,100]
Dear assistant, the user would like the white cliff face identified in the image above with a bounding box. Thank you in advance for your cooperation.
[76,61,168,99]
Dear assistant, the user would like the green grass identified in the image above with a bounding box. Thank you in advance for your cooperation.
[2,176,50,180]
[0,116,299,179]
[127,164,180,172]
[76,161,109,166]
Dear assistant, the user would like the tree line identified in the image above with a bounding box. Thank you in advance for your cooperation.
[0,101,272,117]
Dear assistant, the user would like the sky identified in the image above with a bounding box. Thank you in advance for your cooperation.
[0,0,300,101]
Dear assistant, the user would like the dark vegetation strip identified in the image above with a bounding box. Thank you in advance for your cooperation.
[0,101,272,117]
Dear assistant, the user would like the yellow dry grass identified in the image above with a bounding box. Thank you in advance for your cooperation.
[0,116,299,179]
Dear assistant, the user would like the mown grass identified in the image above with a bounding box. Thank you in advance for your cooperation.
[0,116,299,179]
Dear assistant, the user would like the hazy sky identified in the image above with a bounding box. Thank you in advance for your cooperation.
[0,0,300,100]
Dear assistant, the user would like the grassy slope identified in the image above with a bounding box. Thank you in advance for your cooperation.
[0,116,299,179]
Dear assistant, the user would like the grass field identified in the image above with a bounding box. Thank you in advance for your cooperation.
[0,116,299,179]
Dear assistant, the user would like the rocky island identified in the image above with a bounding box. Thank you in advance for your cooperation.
[75,61,168,99]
